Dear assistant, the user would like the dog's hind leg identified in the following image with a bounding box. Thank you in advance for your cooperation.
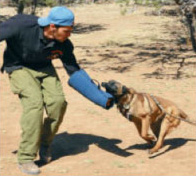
[149,117,171,154]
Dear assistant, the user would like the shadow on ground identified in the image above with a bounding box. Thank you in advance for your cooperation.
[73,16,196,79]
[124,137,196,158]
[36,132,133,167]
[73,23,106,34]
[76,41,196,79]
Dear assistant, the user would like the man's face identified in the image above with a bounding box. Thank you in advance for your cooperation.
[51,25,73,42]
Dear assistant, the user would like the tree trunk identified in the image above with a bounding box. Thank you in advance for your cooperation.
[17,0,24,14]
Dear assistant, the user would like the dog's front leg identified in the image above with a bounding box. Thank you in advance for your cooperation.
[140,116,155,145]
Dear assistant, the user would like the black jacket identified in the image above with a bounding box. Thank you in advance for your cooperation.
[0,14,80,74]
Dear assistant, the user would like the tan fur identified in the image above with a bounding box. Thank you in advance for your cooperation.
[115,83,188,154]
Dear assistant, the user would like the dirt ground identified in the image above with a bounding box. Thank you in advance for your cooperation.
[0,3,196,176]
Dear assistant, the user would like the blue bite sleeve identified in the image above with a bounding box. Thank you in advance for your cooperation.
[68,69,114,109]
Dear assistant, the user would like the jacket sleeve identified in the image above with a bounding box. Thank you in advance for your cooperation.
[0,16,19,42]
[61,39,80,75]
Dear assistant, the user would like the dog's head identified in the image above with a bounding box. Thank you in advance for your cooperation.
[101,80,136,102]
[101,80,127,97]
[102,80,136,118]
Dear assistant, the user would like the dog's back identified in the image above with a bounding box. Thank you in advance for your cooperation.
[154,96,188,119]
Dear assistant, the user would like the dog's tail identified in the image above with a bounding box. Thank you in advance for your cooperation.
[179,109,196,126]
[179,109,188,119]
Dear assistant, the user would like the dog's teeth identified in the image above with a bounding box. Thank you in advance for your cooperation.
[123,104,130,110]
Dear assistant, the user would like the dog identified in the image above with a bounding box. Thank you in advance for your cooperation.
[102,80,190,154]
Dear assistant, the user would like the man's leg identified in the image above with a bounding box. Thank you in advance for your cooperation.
[9,68,44,174]
[39,66,67,157]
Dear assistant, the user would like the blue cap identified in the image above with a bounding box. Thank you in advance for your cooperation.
[38,6,74,27]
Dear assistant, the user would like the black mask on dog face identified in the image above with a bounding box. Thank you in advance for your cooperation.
[101,80,127,103]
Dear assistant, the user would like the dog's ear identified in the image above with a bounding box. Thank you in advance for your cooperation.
[122,86,128,94]
[126,87,136,94]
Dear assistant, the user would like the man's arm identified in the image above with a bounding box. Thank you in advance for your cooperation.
[0,15,18,42]
[60,39,80,75]
[61,39,114,109]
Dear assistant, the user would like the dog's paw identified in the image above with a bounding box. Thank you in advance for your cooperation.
[148,149,154,155]
[147,149,159,158]
[148,148,159,155]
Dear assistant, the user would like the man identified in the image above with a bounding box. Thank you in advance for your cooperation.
[0,6,114,175]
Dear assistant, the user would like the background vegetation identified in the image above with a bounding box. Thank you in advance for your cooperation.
[1,0,176,15]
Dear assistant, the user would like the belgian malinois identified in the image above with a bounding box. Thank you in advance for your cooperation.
[102,80,194,154]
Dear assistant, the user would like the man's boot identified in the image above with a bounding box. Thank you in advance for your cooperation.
[18,161,41,175]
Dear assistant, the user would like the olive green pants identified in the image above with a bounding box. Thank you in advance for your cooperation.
[8,66,67,164]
